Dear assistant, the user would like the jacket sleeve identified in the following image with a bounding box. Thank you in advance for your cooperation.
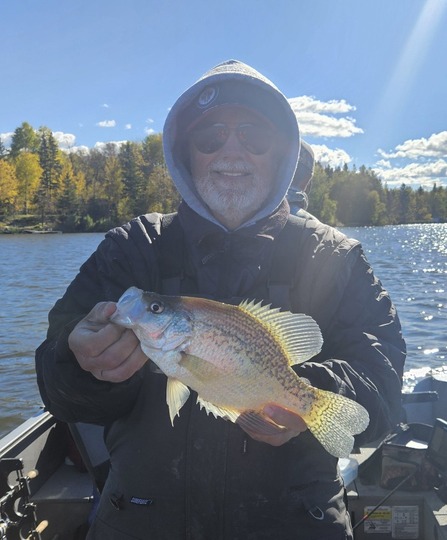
[35,219,162,425]
[294,244,406,445]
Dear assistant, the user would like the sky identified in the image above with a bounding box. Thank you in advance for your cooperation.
[1,0,447,189]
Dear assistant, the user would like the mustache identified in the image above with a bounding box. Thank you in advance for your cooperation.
[210,159,255,174]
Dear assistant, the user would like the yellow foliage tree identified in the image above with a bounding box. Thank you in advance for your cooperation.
[0,160,18,214]
[14,152,42,214]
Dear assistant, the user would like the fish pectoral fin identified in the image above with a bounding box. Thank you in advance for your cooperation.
[196,396,239,423]
[166,378,190,425]
[179,353,228,382]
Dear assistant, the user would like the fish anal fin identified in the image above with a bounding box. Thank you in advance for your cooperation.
[166,378,190,425]
[196,396,239,423]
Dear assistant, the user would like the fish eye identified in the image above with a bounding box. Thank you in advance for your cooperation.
[149,301,164,314]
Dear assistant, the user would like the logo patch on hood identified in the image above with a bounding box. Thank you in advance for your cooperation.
[197,86,219,108]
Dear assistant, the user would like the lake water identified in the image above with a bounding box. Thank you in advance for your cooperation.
[0,223,446,438]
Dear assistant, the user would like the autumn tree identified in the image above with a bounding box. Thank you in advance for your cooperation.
[51,154,86,230]
[9,122,40,159]
[142,133,165,177]
[102,144,124,222]
[147,164,180,214]
[0,160,18,215]
[14,152,42,214]
[119,141,147,216]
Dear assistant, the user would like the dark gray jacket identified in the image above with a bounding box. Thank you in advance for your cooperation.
[36,202,405,540]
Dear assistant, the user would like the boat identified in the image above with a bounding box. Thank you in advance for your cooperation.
[1,369,446,540]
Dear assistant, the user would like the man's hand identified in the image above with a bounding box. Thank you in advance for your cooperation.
[237,404,307,446]
[68,302,147,382]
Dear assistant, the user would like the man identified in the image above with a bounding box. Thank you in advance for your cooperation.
[287,140,314,213]
[36,60,406,539]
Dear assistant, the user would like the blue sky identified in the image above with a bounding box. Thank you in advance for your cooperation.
[1,0,446,189]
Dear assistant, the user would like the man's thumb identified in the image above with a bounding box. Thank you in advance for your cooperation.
[88,301,117,323]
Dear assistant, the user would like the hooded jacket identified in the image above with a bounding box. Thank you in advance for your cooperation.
[163,59,300,230]
[36,60,406,539]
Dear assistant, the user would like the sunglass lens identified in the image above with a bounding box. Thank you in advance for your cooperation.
[238,125,273,155]
[191,123,274,155]
[191,124,229,154]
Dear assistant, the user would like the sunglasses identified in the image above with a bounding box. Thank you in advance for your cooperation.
[189,122,275,155]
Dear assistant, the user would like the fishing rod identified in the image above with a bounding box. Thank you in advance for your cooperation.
[352,469,416,531]
[0,458,48,540]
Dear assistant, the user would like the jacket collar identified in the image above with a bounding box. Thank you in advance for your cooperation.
[177,200,290,252]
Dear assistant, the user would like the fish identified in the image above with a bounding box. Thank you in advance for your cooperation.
[111,286,369,457]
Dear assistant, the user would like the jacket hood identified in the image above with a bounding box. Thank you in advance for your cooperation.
[163,60,300,230]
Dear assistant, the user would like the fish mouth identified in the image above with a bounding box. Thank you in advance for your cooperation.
[111,287,144,327]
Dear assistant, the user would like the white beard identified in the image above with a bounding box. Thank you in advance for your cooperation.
[194,159,272,229]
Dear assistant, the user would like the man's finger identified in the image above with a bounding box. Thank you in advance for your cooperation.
[85,302,117,326]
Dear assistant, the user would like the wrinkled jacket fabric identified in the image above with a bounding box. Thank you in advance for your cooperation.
[35,60,406,539]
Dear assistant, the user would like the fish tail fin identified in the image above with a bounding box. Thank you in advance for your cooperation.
[303,389,370,458]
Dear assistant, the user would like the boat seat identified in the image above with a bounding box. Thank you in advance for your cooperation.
[403,373,447,425]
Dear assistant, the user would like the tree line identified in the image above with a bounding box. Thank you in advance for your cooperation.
[307,163,447,226]
[0,121,446,232]
[0,122,180,231]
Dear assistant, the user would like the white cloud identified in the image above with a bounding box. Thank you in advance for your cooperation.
[378,131,447,160]
[144,127,155,135]
[289,96,363,138]
[125,124,132,130]
[96,120,116,128]
[373,159,447,189]
[311,144,352,169]
[376,159,392,168]
[94,141,128,152]
[146,118,154,124]
[291,95,356,115]
[0,132,13,147]
[52,131,76,149]
[374,130,447,188]
[102,103,109,108]
[64,145,90,155]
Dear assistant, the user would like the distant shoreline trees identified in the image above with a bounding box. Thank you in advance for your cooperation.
[308,163,446,226]
[0,122,446,231]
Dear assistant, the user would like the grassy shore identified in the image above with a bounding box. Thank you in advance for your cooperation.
[0,215,59,234]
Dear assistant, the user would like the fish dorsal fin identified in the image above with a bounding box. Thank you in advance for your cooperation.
[238,300,323,365]
[196,396,240,423]
[166,377,190,425]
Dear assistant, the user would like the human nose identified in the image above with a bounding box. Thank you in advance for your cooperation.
[220,127,245,153]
